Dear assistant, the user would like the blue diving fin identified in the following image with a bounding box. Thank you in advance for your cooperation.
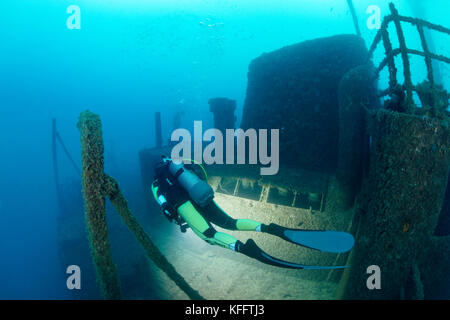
[261,223,355,253]
[236,239,348,270]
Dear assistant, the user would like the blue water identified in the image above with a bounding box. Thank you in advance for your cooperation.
[0,0,449,299]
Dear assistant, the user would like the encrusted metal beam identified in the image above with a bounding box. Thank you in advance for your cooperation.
[389,3,414,111]
[78,110,204,300]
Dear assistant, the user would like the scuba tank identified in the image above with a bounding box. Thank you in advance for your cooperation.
[165,158,214,207]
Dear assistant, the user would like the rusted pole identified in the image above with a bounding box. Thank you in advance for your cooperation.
[78,111,122,300]
[397,15,450,35]
[367,16,393,59]
[416,24,435,85]
[347,0,361,37]
[55,130,81,176]
[389,3,414,111]
[78,110,204,300]
[405,49,450,64]
[381,28,398,89]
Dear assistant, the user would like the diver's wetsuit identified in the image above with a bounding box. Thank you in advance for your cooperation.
[151,158,353,270]
[151,165,260,251]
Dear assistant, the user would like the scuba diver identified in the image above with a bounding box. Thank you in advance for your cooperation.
[151,156,354,270]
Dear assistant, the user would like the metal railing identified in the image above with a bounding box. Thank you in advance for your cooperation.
[368,3,450,112]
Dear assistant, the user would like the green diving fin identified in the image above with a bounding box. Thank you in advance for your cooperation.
[236,239,347,270]
[262,223,355,253]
